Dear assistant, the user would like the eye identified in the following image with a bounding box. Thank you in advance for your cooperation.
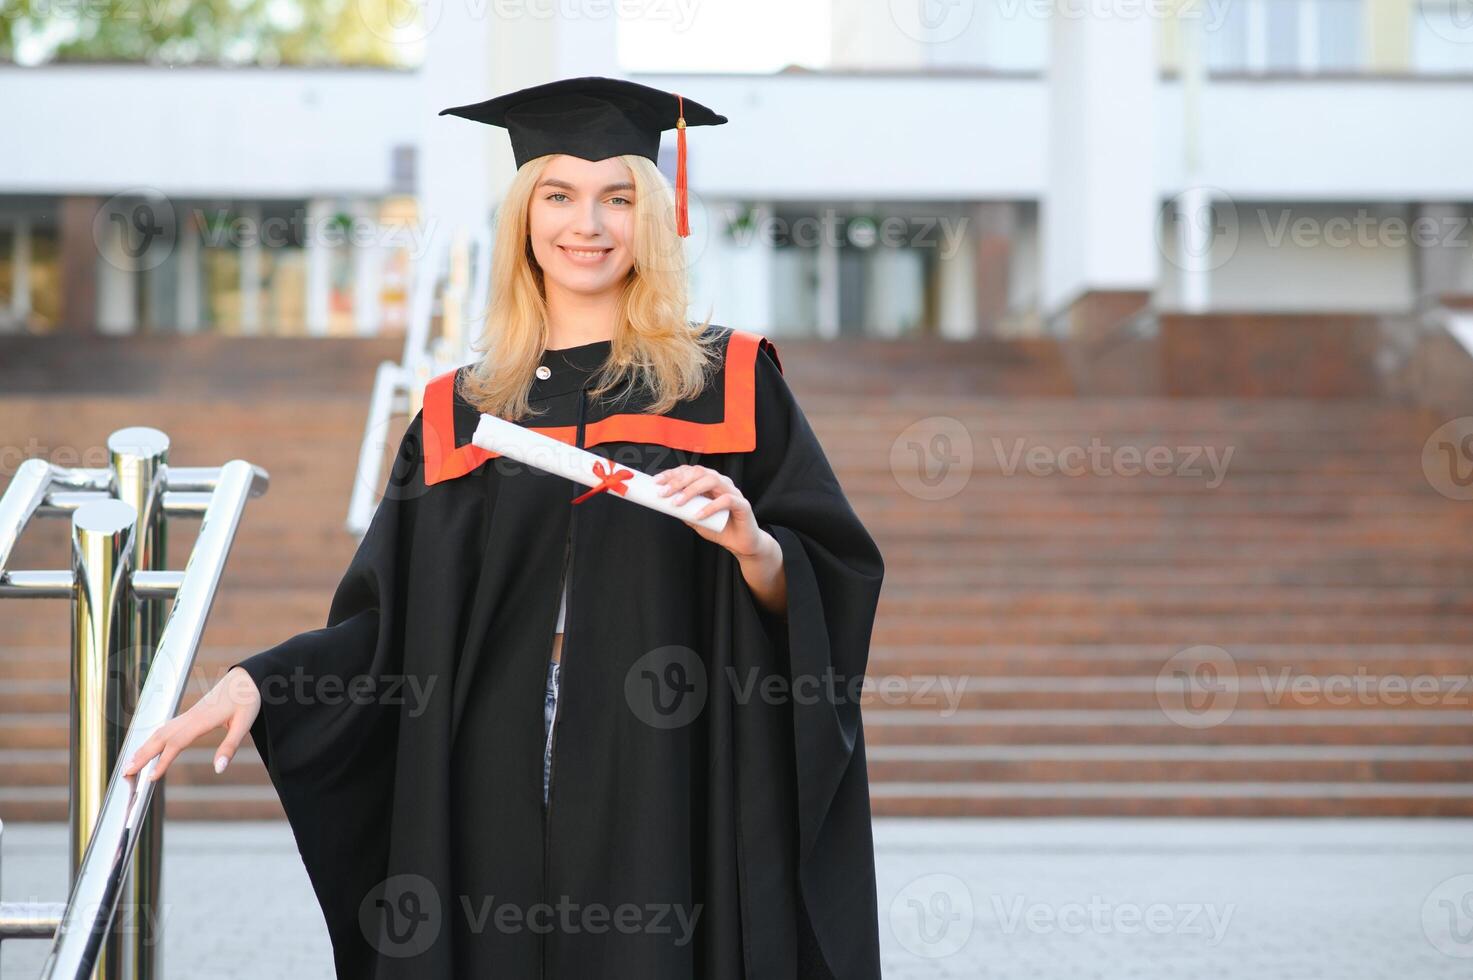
[546,192,570,203]
[609,195,633,206]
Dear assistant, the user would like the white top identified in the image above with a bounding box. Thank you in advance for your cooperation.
[555,573,568,633]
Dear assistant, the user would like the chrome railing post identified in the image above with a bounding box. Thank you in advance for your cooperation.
[69,498,138,980]
[1,435,269,980]
[40,459,267,980]
[108,428,170,980]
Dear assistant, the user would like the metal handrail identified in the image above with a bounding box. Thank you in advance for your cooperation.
[39,460,267,980]
[1374,293,1473,405]
[0,905,67,942]
[1421,295,1473,362]
[398,225,451,372]
[0,459,60,570]
[0,438,269,980]
[346,224,492,537]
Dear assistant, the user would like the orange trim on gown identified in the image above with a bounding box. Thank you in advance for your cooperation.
[422,330,778,487]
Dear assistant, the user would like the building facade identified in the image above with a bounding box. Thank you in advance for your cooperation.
[1,0,1471,340]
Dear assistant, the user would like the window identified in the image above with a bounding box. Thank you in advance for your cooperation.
[1413,0,1473,70]
[1205,0,1362,73]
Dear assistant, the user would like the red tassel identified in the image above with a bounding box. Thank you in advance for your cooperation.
[675,94,689,238]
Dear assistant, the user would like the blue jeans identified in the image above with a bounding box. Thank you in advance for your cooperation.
[542,659,561,807]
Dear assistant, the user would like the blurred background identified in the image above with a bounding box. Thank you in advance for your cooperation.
[3,0,1473,977]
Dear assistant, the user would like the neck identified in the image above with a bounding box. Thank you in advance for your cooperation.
[544,282,620,349]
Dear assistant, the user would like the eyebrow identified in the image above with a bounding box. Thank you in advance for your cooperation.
[537,178,636,194]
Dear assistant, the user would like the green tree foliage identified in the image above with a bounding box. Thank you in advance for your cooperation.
[0,0,423,66]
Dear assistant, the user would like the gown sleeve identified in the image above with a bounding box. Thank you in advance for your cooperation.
[732,340,886,979]
[229,409,426,977]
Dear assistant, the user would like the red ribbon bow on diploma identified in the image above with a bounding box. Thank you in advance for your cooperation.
[571,459,634,505]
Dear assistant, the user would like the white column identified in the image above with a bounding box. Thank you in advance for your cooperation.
[353,199,383,336]
[420,0,496,268]
[95,208,137,336]
[693,202,775,335]
[828,0,928,69]
[1178,15,1211,312]
[305,197,333,337]
[937,219,977,340]
[176,213,201,334]
[1042,10,1159,316]
[866,241,922,339]
[1414,203,1473,300]
[1298,0,1319,72]
[420,0,620,251]
[10,217,31,332]
[549,8,618,78]
[746,205,776,336]
[816,232,840,340]
[1246,0,1268,72]
[239,202,262,336]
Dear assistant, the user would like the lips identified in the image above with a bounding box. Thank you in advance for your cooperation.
[558,245,613,264]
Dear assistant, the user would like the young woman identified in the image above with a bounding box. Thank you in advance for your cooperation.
[124,77,885,979]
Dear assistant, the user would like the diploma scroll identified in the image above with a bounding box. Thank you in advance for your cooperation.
[472,413,730,533]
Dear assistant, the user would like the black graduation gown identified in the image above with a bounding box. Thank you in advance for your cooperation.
[234,324,885,979]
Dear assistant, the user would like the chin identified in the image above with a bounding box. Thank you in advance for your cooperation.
[553,271,622,294]
[560,261,631,286]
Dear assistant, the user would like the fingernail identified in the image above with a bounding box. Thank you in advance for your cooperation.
[214,756,228,774]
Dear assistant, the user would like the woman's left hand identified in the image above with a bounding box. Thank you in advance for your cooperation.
[654,464,770,559]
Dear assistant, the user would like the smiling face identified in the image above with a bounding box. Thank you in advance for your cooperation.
[527,155,638,298]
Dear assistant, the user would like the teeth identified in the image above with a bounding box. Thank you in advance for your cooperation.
[563,248,608,259]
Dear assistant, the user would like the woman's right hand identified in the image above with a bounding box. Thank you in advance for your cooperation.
[121,665,262,781]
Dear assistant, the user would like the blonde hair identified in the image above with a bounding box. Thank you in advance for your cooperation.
[458,153,722,420]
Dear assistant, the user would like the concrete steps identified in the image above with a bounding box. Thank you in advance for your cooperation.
[3,335,1472,818]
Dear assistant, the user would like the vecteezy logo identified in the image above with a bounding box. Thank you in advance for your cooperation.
[889,873,974,959]
[1422,417,1473,502]
[1423,873,1473,958]
[1418,0,1473,47]
[1156,186,1240,272]
[355,0,442,45]
[889,0,976,44]
[890,416,973,501]
[1156,645,1239,729]
[94,189,179,274]
[114,206,163,258]
[624,645,708,730]
[359,873,442,958]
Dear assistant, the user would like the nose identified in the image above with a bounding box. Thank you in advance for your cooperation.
[570,198,604,238]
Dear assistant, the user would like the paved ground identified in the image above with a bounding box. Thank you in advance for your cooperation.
[3,818,1471,978]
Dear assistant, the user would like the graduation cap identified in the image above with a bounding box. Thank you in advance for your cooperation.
[438,76,727,237]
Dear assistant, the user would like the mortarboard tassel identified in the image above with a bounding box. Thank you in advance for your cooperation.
[675,94,689,238]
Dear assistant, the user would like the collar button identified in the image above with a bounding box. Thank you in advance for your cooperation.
[535,365,552,380]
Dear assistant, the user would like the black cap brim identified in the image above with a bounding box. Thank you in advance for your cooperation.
[439,75,727,168]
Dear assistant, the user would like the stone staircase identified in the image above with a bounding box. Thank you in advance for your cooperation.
[2,335,1472,818]
[850,395,1473,815]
